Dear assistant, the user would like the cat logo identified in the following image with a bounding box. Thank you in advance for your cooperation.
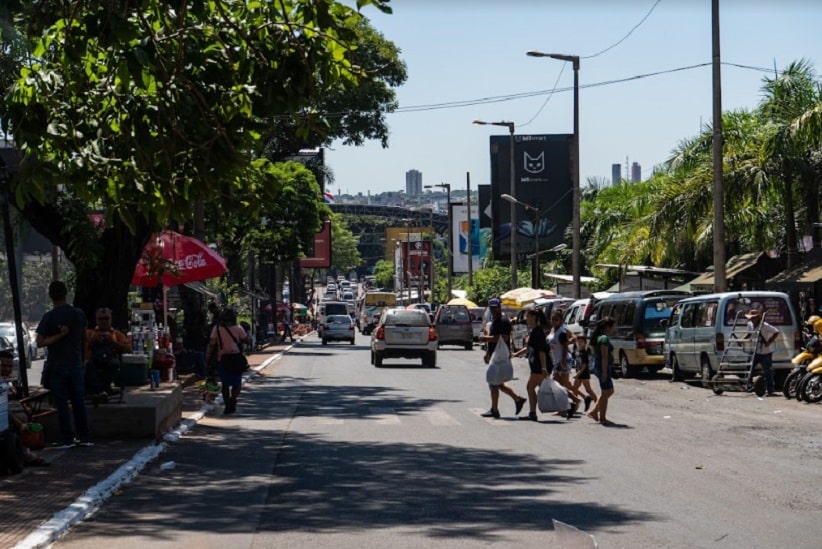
[414,241,423,250]
[523,151,545,174]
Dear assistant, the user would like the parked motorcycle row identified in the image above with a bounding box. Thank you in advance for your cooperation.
[784,315,822,403]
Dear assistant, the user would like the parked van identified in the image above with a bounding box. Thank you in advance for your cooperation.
[563,298,593,340]
[664,291,800,386]
[587,290,692,377]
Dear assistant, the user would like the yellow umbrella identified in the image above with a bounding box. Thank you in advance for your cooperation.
[500,287,555,308]
[447,297,479,308]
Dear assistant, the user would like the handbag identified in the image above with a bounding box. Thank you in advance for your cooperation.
[538,376,570,413]
[485,337,514,385]
[217,327,249,375]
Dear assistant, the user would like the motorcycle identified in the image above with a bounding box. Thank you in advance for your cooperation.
[784,333,821,399]
[796,356,822,403]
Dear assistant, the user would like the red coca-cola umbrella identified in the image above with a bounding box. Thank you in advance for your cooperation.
[132,230,227,287]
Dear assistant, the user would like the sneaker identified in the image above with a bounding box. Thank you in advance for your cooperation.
[52,441,76,450]
[584,396,592,412]
[76,440,94,448]
[480,409,500,419]
[514,397,527,415]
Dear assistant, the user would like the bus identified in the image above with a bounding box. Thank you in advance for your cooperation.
[359,291,398,335]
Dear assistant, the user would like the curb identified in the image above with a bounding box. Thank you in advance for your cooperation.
[12,341,298,549]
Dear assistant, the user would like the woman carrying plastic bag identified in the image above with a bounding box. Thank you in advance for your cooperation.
[479,298,526,419]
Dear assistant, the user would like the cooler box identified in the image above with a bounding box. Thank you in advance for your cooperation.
[119,354,149,386]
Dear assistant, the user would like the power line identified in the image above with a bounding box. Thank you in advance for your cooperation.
[518,63,566,129]
[276,60,786,120]
[583,0,662,59]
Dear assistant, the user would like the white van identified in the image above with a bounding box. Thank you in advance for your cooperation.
[665,291,800,386]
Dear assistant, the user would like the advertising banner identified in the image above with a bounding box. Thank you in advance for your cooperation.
[299,218,332,268]
[489,134,573,261]
[450,203,486,274]
[398,240,433,291]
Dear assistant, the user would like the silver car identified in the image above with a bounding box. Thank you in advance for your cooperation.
[371,308,437,367]
[321,315,356,345]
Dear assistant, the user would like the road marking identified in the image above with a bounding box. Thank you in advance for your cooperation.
[369,407,401,424]
[423,408,461,426]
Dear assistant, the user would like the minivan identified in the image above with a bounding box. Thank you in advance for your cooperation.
[318,301,349,337]
[563,299,592,340]
[587,290,692,378]
[664,291,800,386]
[434,304,473,349]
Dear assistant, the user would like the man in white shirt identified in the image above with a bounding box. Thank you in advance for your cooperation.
[745,307,780,396]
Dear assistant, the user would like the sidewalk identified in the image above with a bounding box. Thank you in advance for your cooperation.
[0,337,300,549]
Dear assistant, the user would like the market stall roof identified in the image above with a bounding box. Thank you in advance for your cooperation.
[542,272,598,283]
[683,252,768,292]
[766,249,822,291]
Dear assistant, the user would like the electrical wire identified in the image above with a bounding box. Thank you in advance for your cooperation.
[277,60,783,120]
[518,63,566,129]
[582,0,663,60]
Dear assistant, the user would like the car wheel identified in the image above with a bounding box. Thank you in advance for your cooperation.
[350,338,355,345]
[464,342,473,350]
[670,354,685,382]
[370,350,374,365]
[374,352,383,368]
[701,357,714,389]
[618,354,632,379]
[321,338,327,346]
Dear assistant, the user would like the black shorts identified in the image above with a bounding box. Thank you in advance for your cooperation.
[576,365,591,380]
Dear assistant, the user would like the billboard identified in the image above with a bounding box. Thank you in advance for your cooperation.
[396,240,433,291]
[478,184,492,229]
[299,218,332,269]
[450,203,486,274]
[489,134,573,261]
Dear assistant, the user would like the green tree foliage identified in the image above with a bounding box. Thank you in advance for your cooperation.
[329,215,363,274]
[0,0,400,322]
[372,259,394,289]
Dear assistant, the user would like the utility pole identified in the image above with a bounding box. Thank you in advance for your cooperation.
[466,172,473,287]
[712,0,726,291]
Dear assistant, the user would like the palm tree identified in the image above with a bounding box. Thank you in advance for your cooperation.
[760,59,822,261]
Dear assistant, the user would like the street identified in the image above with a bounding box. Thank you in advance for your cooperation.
[52,333,822,548]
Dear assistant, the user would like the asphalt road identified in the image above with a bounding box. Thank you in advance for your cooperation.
[53,333,822,548]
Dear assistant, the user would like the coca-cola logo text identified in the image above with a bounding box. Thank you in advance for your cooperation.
[176,253,207,271]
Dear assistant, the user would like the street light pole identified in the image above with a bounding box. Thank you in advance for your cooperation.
[501,193,542,289]
[526,51,580,298]
[424,183,452,302]
[474,120,517,287]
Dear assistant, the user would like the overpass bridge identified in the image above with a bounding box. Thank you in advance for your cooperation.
[328,203,449,234]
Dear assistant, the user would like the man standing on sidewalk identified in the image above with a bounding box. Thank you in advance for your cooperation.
[36,281,93,448]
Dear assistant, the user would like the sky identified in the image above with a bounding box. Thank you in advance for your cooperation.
[324,0,821,197]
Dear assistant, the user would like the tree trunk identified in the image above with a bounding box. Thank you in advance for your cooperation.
[783,167,799,269]
[19,198,151,329]
[72,222,151,329]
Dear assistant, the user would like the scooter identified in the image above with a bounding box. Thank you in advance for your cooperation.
[784,334,821,399]
[797,356,822,403]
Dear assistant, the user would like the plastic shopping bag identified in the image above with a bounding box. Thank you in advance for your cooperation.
[485,337,514,385]
[538,376,570,413]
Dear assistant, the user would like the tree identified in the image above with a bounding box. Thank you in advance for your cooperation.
[0,0,399,323]
[373,259,394,289]
[328,215,363,274]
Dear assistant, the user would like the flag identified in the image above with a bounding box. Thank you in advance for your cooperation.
[323,191,335,204]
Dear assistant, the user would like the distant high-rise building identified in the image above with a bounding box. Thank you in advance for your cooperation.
[405,169,422,196]
[631,162,641,182]
[611,163,621,185]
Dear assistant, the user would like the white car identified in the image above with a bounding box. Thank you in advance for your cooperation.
[370,308,437,368]
[0,322,33,368]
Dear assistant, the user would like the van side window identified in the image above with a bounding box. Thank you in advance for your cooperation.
[681,304,696,328]
[622,302,635,328]
[698,302,719,327]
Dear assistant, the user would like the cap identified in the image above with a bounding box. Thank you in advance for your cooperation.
[488,298,501,307]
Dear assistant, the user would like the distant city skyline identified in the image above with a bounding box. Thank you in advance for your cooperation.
[325,1,820,195]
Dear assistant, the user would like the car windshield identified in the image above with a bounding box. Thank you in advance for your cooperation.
[385,311,428,327]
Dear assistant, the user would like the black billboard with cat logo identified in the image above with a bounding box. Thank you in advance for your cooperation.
[488,134,573,261]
